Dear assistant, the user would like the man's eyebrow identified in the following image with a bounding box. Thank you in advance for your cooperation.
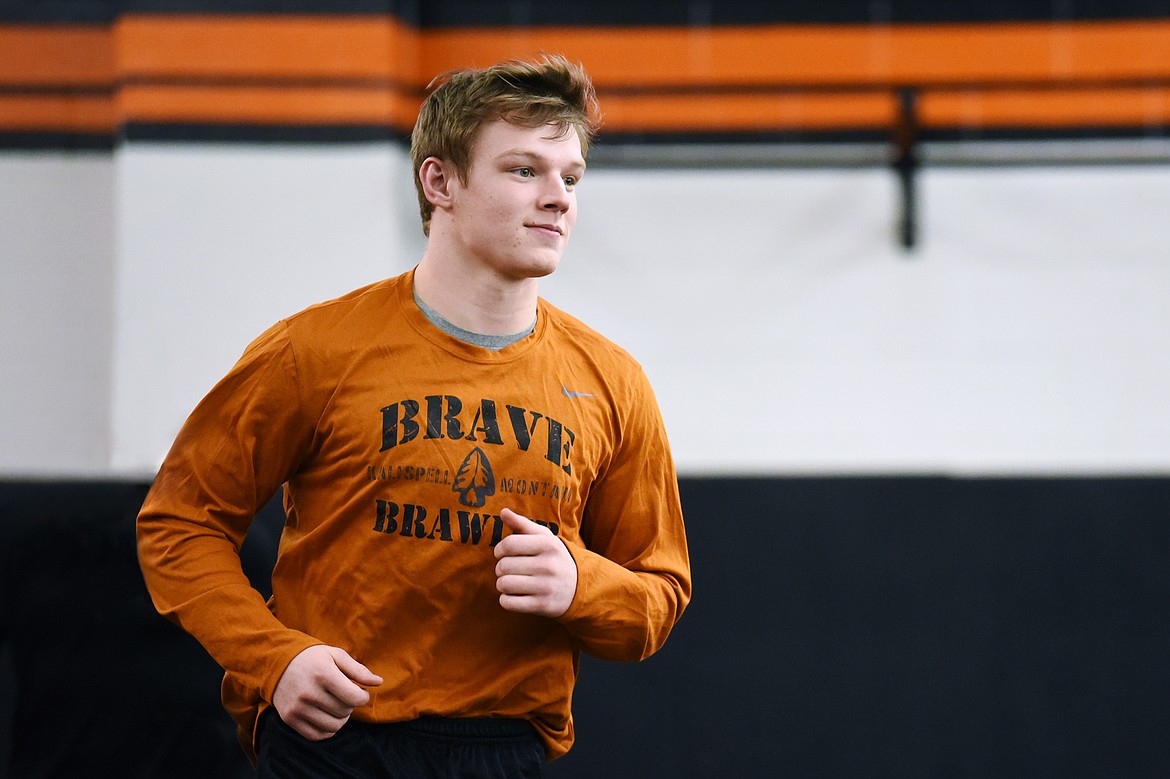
[495,149,586,171]
[496,148,538,159]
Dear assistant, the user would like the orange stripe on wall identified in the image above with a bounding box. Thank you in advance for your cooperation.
[6,89,1164,136]
[561,87,1170,132]
[2,17,1168,135]
[601,92,897,132]
[923,86,1170,128]
[116,15,418,82]
[78,18,1170,87]
[118,84,418,126]
[0,26,115,86]
[422,21,1170,87]
[0,94,117,132]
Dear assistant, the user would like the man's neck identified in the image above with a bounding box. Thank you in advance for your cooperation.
[413,291,535,350]
[412,251,541,337]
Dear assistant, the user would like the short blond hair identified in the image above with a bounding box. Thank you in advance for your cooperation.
[410,54,602,236]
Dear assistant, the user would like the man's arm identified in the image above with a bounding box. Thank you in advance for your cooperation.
[137,322,330,712]
[532,369,692,661]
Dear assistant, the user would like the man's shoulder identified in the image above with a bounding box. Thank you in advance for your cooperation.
[286,273,405,329]
[264,272,412,370]
[538,299,641,371]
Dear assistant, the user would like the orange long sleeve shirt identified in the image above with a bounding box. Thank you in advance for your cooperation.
[136,269,691,761]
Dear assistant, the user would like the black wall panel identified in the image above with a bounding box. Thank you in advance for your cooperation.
[0,480,282,778]
[551,476,1170,778]
[2,476,1168,777]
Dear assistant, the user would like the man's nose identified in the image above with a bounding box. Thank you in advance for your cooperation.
[541,177,571,211]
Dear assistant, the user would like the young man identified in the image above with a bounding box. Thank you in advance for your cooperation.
[137,55,691,777]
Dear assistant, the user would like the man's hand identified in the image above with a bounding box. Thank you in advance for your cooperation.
[272,645,383,740]
[494,508,578,618]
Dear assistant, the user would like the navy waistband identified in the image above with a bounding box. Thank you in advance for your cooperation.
[388,717,536,739]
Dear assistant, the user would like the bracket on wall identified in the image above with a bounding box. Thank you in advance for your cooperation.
[893,88,920,252]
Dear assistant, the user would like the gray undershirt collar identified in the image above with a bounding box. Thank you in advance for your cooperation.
[414,291,536,351]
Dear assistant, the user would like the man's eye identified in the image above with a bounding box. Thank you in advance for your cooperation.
[563,176,577,187]
[515,167,533,177]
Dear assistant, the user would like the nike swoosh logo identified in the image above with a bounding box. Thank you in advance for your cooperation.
[562,385,596,399]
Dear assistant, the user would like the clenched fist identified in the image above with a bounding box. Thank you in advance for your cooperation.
[272,645,383,740]
[493,508,578,618]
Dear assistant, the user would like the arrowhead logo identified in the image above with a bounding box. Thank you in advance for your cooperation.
[452,446,496,507]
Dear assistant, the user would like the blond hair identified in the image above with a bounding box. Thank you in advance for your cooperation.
[410,54,601,235]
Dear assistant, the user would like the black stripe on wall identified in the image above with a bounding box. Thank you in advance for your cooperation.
[0,0,117,23]
[409,0,1170,27]
[19,124,1162,152]
[0,131,115,150]
[2,0,1169,25]
[120,122,405,144]
[595,124,1170,147]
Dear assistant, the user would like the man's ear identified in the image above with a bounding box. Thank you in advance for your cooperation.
[419,157,456,210]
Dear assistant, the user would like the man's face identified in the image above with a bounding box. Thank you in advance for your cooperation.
[446,119,586,281]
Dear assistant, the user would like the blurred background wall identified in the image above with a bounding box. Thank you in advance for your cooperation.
[2,2,1168,776]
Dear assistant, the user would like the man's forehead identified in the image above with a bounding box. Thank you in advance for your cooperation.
[473,120,586,164]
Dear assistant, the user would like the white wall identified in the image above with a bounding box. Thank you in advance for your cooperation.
[109,144,424,473]
[548,164,1170,474]
[2,144,1168,477]
[0,153,116,475]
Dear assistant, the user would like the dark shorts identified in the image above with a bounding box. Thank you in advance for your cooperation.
[255,710,546,779]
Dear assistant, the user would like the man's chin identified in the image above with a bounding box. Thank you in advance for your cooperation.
[517,255,561,280]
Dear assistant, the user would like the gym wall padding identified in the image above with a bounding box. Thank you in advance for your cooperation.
[2,476,1167,777]
[551,476,1170,777]
[0,480,283,778]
